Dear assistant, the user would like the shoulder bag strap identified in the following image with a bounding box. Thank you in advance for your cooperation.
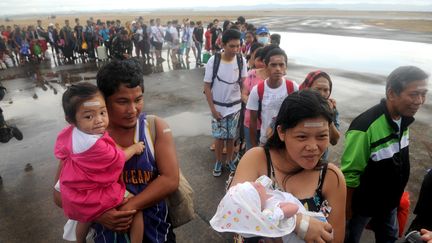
[146,114,156,143]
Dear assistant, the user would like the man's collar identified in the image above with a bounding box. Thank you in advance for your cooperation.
[380,98,415,131]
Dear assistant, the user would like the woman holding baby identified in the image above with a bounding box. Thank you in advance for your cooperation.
[230,90,346,242]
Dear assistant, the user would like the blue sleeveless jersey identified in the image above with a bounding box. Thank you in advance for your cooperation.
[92,113,172,243]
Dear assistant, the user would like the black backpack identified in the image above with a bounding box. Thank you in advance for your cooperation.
[210,52,244,89]
[164,29,173,42]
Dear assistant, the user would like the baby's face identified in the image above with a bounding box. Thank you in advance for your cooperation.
[75,94,109,135]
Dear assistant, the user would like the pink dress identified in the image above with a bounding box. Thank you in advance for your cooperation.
[243,69,263,129]
[54,125,126,222]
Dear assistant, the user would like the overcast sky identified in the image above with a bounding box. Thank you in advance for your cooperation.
[1,0,431,16]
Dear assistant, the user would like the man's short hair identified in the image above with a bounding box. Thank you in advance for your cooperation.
[96,59,144,98]
[386,66,429,96]
[221,29,241,44]
[270,33,281,45]
[237,16,246,25]
[264,46,287,65]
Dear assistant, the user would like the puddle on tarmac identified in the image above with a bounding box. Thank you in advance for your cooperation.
[278,31,432,83]
[164,111,211,137]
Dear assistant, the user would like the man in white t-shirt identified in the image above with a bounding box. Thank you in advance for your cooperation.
[166,21,179,67]
[150,18,165,64]
[246,48,298,147]
[204,29,247,177]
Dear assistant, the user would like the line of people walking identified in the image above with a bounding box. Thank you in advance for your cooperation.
[203,17,430,242]
[0,15,270,72]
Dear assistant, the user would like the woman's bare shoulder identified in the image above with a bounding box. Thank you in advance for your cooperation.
[323,163,346,191]
[231,147,268,186]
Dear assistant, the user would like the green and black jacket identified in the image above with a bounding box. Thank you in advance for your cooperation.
[341,99,414,216]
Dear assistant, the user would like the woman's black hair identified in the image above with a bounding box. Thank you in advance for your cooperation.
[62,82,100,124]
[250,42,263,55]
[246,31,256,41]
[222,20,231,32]
[96,59,144,98]
[246,42,263,62]
[258,44,280,61]
[265,90,333,149]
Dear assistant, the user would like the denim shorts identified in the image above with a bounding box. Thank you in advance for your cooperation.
[211,111,240,140]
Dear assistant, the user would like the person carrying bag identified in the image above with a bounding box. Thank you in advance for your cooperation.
[146,114,195,228]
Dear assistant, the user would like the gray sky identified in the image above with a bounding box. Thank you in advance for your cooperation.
[1,0,431,16]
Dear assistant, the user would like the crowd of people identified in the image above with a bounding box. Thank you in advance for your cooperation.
[0,15,277,71]
[0,13,429,243]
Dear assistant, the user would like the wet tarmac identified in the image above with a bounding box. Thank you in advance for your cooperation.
[0,16,432,243]
[248,15,432,44]
[0,58,431,242]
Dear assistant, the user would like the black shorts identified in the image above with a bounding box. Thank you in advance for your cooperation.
[151,40,163,51]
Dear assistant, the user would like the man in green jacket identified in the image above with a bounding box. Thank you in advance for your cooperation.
[342,66,428,243]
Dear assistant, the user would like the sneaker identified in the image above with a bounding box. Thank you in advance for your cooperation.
[10,125,23,141]
[212,161,222,177]
[228,161,237,173]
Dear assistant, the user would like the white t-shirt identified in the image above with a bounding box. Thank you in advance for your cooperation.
[150,25,164,43]
[393,118,402,135]
[135,28,144,42]
[182,26,194,43]
[72,127,102,154]
[168,26,179,42]
[246,79,299,144]
[204,55,248,117]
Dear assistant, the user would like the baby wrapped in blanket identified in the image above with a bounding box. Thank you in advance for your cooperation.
[210,175,325,242]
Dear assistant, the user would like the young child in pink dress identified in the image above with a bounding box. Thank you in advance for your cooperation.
[54,82,144,243]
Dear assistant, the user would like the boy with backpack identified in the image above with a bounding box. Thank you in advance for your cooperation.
[204,29,247,177]
[246,47,298,147]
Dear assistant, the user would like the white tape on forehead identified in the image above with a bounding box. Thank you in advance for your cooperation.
[304,122,324,128]
[163,128,172,133]
[83,101,100,106]
[416,85,428,90]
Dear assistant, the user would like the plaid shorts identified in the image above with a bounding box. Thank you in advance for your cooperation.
[211,111,240,140]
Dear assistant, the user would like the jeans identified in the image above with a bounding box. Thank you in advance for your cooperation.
[345,208,398,243]
[195,42,202,63]
[244,126,260,151]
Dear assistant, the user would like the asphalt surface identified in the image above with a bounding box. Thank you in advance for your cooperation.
[0,58,431,242]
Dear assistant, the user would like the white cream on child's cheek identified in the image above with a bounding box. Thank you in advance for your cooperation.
[163,128,172,133]
[304,122,324,128]
[83,101,100,106]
